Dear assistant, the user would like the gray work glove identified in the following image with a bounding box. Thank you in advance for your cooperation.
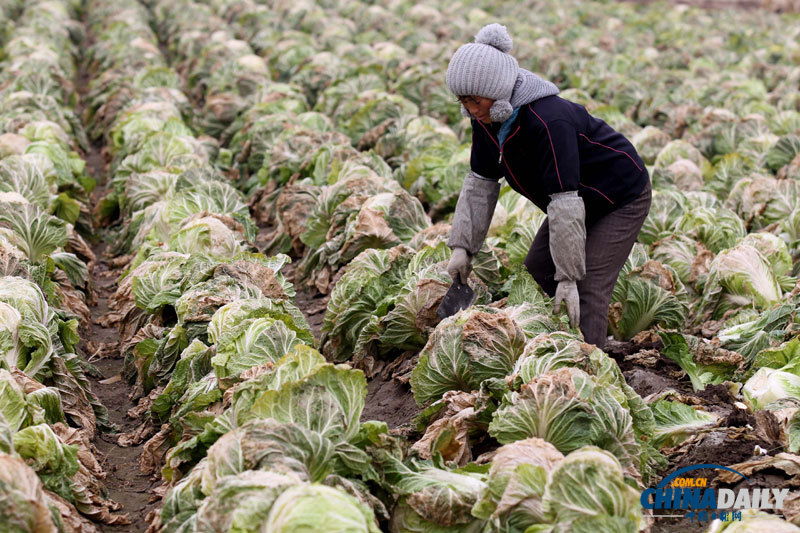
[447,171,501,255]
[554,280,580,328]
[547,190,586,282]
[547,191,586,329]
[447,247,472,283]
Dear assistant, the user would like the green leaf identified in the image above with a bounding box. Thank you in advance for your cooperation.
[658,332,708,391]
[650,400,718,449]
[248,364,366,442]
[788,412,800,454]
[264,483,380,533]
[51,193,81,224]
[0,369,31,432]
[0,202,67,263]
[12,424,79,502]
[543,447,643,530]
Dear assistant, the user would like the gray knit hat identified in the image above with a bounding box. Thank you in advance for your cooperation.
[446,23,519,122]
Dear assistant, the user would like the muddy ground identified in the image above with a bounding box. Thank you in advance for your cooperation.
[74,23,159,528]
[86,252,160,533]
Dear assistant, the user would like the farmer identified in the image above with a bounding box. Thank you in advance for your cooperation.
[445,23,651,349]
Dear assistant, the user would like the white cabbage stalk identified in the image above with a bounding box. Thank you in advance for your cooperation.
[743,368,800,410]
[0,192,29,204]
[0,302,22,369]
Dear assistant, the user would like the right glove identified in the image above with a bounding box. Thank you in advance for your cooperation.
[553,280,580,328]
[447,247,472,283]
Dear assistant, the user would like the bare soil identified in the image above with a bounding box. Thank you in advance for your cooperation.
[86,249,160,533]
[76,34,160,529]
[650,428,773,532]
[607,335,792,531]
[361,376,420,430]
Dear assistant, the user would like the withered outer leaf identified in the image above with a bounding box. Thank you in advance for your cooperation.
[492,438,564,519]
[213,260,288,300]
[66,226,96,271]
[717,452,800,485]
[411,391,478,466]
[407,483,478,527]
[140,424,173,476]
[782,491,800,525]
[53,267,91,325]
[276,184,319,243]
[50,356,97,440]
[51,423,130,526]
[10,367,46,395]
[0,453,60,533]
[45,490,98,533]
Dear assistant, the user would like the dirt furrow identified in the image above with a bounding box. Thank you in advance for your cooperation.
[86,242,158,533]
[74,12,159,531]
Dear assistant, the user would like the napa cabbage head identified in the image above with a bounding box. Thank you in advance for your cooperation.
[700,243,784,320]
[264,484,380,533]
[543,447,645,531]
[410,306,526,407]
[471,438,564,531]
[0,277,54,376]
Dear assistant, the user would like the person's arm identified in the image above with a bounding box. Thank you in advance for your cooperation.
[446,128,502,282]
[530,117,586,326]
[446,170,500,283]
[446,170,500,256]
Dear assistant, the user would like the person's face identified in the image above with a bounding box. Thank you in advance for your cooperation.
[458,95,494,124]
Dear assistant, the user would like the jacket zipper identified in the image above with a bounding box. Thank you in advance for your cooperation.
[478,120,526,195]
[501,125,522,164]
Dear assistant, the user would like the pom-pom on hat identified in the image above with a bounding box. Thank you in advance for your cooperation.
[446,23,519,122]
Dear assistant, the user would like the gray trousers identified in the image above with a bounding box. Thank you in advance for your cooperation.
[524,182,652,348]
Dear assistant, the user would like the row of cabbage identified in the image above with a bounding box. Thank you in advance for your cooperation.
[0,0,132,531]
[81,1,405,531]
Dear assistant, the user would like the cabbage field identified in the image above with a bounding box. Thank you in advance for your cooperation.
[1,0,800,531]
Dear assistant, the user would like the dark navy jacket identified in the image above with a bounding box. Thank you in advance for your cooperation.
[470,95,649,224]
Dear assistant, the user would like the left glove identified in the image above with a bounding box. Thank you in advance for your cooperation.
[554,280,580,328]
[547,190,586,282]
[547,191,586,329]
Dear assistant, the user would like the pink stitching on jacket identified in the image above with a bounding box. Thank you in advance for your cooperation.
[500,125,524,191]
[528,105,565,192]
[503,124,521,150]
[578,133,643,172]
[579,182,615,205]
